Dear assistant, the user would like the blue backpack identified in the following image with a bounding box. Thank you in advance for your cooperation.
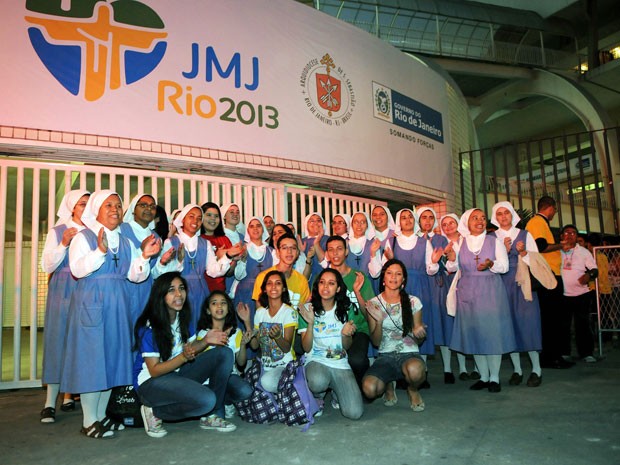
[276,356,322,430]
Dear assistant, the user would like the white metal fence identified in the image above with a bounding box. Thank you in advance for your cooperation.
[0,158,385,389]
[594,245,620,357]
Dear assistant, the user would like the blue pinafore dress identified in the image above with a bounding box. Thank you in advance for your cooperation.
[60,229,134,393]
[449,235,516,355]
[497,229,542,352]
[42,225,78,384]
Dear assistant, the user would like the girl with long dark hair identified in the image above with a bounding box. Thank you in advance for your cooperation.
[298,268,364,419]
[362,259,427,412]
[133,272,235,437]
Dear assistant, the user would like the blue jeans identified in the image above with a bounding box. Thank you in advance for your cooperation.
[137,347,233,421]
[221,374,253,417]
[305,361,363,420]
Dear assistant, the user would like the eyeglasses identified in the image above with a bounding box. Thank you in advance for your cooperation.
[136,203,157,210]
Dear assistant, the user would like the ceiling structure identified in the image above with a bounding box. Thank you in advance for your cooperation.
[298,0,620,148]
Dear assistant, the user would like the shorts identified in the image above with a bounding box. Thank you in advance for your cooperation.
[364,352,425,384]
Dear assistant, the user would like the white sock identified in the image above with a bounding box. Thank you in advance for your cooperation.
[457,353,467,374]
[509,352,522,375]
[473,355,489,382]
[80,392,100,428]
[488,355,502,383]
[529,351,542,376]
[97,389,112,420]
[440,346,452,373]
[45,384,60,409]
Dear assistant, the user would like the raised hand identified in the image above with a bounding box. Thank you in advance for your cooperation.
[341,320,356,337]
[97,228,108,253]
[142,235,162,259]
[431,246,444,264]
[353,272,365,293]
[61,227,78,247]
[236,302,251,327]
[370,238,381,256]
[159,246,176,265]
[298,302,315,325]
[365,300,385,322]
[444,241,456,261]
[177,244,185,263]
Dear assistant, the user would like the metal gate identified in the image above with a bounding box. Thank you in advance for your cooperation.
[458,126,620,234]
[594,245,620,357]
[0,158,385,389]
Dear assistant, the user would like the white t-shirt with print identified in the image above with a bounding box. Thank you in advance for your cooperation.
[370,294,422,354]
[298,306,349,370]
[254,303,298,370]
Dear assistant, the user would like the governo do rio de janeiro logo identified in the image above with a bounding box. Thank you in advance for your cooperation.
[25,0,167,102]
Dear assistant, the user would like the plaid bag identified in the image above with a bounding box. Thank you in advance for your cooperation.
[234,360,279,424]
[276,357,321,430]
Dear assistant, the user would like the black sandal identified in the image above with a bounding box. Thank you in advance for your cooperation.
[80,421,114,439]
[40,407,56,423]
[101,416,125,431]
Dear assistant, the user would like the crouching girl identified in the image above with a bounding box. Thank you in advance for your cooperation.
[298,269,364,420]
[133,272,234,437]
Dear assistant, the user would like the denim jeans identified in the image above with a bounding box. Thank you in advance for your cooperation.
[305,361,363,420]
[221,374,253,417]
[137,346,233,421]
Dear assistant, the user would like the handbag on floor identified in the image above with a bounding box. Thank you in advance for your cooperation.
[106,385,143,427]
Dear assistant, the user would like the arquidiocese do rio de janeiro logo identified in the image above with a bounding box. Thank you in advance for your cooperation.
[25,0,168,102]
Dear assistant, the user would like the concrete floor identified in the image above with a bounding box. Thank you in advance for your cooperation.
[1,344,619,465]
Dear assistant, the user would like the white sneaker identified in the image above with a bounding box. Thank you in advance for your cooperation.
[224,404,236,419]
[140,405,167,438]
[331,394,340,410]
[199,415,237,432]
[583,355,597,363]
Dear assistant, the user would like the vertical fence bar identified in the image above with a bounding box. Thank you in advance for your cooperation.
[30,168,41,379]
[459,149,466,212]
[575,132,590,232]
[561,134,576,225]
[0,165,7,377]
[13,166,24,381]
[602,129,619,234]
[469,151,477,209]
[514,144,523,212]
[526,140,536,212]
[490,147,499,205]
[549,138,564,226]
[588,130,604,234]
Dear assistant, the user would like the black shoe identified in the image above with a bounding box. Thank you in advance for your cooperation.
[469,371,481,380]
[419,380,431,390]
[60,400,75,412]
[526,373,542,387]
[458,372,469,381]
[508,372,523,386]
[444,372,456,384]
[469,380,490,391]
[488,382,501,393]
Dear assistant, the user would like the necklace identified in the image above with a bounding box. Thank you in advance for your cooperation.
[186,246,197,271]
[108,242,120,268]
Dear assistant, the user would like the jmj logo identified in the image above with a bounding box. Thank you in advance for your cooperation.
[25,0,167,101]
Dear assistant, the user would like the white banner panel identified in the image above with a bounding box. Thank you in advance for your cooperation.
[0,0,453,193]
